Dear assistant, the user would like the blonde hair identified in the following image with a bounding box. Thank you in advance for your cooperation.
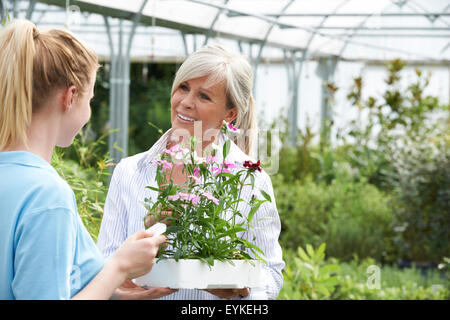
[171,44,257,156]
[0,19,99,150]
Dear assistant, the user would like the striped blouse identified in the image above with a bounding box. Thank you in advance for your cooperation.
[96,129,285,300]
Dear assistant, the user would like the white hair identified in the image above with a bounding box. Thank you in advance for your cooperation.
[171,44,257,157]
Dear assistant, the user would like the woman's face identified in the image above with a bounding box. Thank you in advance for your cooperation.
[57,71,96,147]
[170,75,237,144]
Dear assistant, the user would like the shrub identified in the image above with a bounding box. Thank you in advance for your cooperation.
[279,245,449,300]
[52,129,112,241]
[331,256,449,300]
[387,136,450,264]
[273,173,395,262]
[278,244,340,300]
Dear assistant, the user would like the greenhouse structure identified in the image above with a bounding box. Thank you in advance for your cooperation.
[1,0,449,163]
[1,0,449,302]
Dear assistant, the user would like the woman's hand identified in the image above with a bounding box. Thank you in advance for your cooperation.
[109,229,167,280]
[112,280,178,300]
[72,230,167,300]
[145,208,175,228]
[204,288,250,300]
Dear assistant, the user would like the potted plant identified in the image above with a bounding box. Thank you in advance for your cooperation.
[134,122,271,289]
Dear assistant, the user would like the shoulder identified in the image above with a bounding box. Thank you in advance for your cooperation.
[112,132,170,180]
[113,151,147,177]
[22,167,77,215]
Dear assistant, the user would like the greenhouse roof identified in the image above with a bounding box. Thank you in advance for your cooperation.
[8,0,450,63]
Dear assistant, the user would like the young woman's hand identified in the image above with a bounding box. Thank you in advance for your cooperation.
[109,229,167,280]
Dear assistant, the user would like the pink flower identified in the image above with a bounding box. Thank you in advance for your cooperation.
[206,155,219,163]
[171,192,201,205]
[189,175,202,185]
[210,161,237,175]
[193,167,201,177]
[161,160,173,171]
[211,166,232,175]
[199,190,219,205]
[174,161,184,169]
[228,123,239,132]
[224,160,238,169]
[222,120,240,133]
[163,144,181,156]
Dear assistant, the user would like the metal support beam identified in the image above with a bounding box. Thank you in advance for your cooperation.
[242,12,450,18]
[304,26,450,31]
[26,0,36,19]
[0,0,5,20]
[283,50,303,147]
[181,31,189,56]
[106,0,149,167]
[204,0,229,45]
[316,57,337,147]
[331,33,450,38]
[336,0,407,61]
[253,0,294,93]
[189,0,438,61]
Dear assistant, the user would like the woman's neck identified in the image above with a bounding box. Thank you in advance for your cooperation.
[2,113,58,163]
[167,130,219,156]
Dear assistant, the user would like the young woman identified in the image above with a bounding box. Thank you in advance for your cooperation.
[97,44,285,300]
[0,19,169,300]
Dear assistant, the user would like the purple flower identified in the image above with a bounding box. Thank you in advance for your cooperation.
[243,160,262,172]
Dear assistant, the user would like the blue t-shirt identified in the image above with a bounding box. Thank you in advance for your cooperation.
[0,151,104,299]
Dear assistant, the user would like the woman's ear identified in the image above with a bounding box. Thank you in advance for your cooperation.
[61,85,77,113]
[224,108,238,123]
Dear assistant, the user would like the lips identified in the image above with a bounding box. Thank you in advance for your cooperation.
[177,113,197,122]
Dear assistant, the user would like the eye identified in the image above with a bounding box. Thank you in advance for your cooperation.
[179,83,189,91]
[200,92,211,101]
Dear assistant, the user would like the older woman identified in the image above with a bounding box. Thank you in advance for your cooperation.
[97,44,284,300]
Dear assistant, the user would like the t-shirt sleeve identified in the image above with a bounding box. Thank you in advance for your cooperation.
[12,207,77,300]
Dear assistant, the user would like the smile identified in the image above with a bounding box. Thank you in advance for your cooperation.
[177,113,197,122]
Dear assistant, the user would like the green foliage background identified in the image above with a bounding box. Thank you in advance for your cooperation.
[56,60,449,300]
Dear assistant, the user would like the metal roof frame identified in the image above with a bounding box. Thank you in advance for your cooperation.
[3,0,448,157]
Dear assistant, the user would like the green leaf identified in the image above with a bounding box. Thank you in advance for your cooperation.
[319,265,340,277]
[249,174,255,189]
[166,225,184,233]
[145,186,161,193]
[297,247,311,262]
[315,243,326,262]
[306,244,315,258]
[223,140,231,159]
[259,189,272,202]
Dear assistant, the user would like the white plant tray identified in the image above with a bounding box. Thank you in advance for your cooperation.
[134,259,262,289]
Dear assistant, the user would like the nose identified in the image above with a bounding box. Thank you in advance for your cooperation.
[179,90,195,110]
